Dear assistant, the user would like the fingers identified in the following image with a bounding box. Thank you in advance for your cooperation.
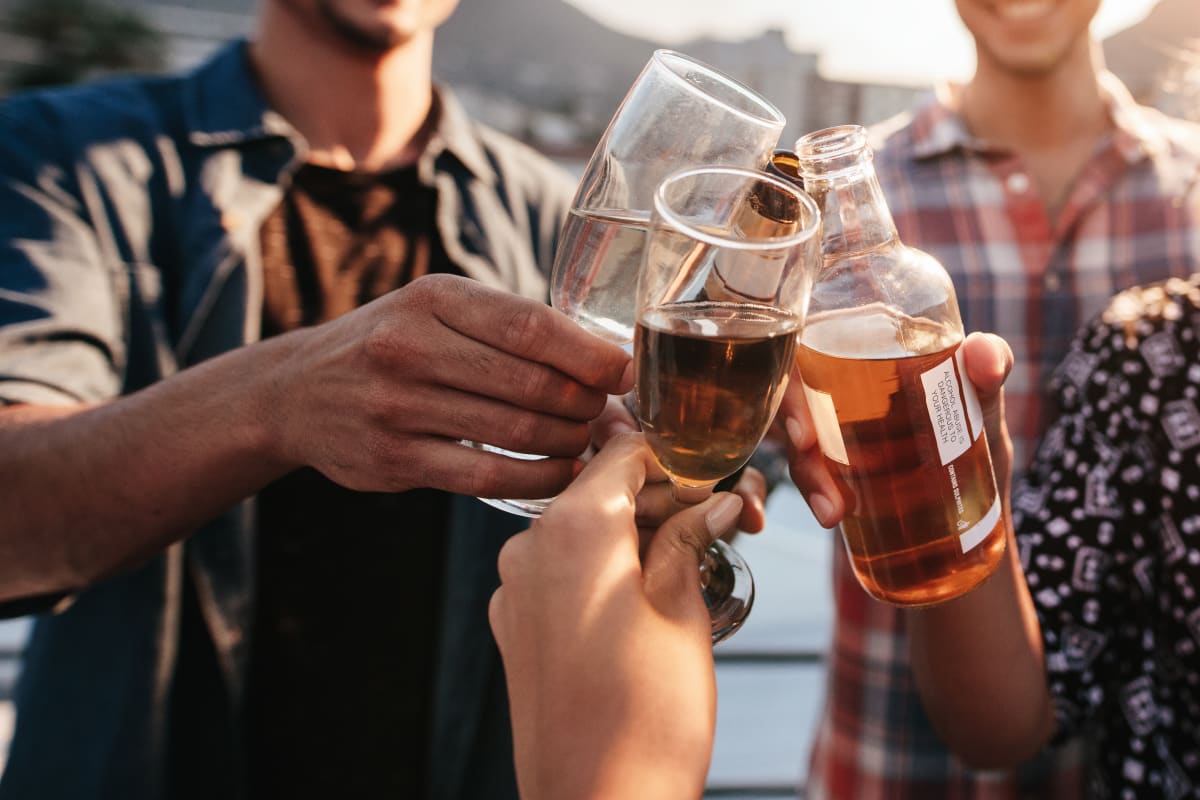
[732,467,767,534]
[962,332,1013,405]
[632,466,763,551]
[390,329,620,423]
[633,479,684,531]
[399,438,582,500]
[388,385,595,458]
[642,492,743,621]
[963,331,1015,500]
[415,275,634,396]
[589,393,640,450]
[538,431,657,549]
[488,584,510,653]
[494,434,657,611]
[779,382,844,528]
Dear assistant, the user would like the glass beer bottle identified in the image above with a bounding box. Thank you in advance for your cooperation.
[793,125,1005,607]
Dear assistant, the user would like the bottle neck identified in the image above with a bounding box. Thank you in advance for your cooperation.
[803,164,899,259]
[796,126,899,259]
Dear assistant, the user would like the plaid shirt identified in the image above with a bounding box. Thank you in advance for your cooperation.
[806,74,1200,799]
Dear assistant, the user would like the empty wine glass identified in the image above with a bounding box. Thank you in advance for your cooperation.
[473,49,787,518]
[633,165,821,643]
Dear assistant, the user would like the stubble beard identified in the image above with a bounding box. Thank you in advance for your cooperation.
[315,0,406,55]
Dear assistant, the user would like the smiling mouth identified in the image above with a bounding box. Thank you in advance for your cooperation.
[994,0,1056,21]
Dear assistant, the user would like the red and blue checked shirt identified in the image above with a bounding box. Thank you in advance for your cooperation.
[805,74,1200,799]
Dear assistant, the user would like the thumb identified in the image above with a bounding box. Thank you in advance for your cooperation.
[963,331,1015,501]
[642,492,744,621]
[589,393,640,451]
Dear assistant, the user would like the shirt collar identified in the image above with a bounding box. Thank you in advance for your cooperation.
[420,84,497,187]
[906,83,975,161]
[906,71,1165,166]
[181,39,496,186]
[182,40,299,148]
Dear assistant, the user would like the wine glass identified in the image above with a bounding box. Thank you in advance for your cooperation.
[472,49,787,518]
[633,165,821,643]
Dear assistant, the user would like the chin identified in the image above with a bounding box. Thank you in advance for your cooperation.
[975,32,1083,79]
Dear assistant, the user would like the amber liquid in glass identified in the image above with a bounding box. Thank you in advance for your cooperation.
[636,301,798,488]
[796,309,1005,606]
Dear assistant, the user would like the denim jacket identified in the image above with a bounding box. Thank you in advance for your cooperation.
[0,42,575,799]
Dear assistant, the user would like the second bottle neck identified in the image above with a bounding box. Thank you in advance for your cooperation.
[805,166,900,260]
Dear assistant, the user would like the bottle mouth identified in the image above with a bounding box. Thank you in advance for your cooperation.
[768,149,803,184]
[794,125,871,177]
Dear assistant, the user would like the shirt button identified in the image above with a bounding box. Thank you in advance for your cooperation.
[1045,272,1061,291]
[1006,172,1031,194]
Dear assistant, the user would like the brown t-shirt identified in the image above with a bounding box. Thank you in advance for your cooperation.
[247,162,457,798]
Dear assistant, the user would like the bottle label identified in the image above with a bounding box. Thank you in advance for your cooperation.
[919,351,981,466]
[920,347,994,554]
[960,495,1002,554]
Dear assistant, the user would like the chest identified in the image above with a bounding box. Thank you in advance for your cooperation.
[877,155,1200,336]
[257,166,459,333]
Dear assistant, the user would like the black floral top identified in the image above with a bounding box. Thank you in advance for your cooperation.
[1013,276,1200,799]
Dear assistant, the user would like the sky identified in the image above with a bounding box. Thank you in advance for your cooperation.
[561,0,1162,86]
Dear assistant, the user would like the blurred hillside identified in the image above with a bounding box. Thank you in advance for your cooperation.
[434,0,655,147]
[432,0,926,152]
[0,0,1196,153]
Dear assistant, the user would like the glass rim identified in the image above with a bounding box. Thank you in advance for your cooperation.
[652,165,821,251]
[794,124,872,177]
[650,49,786,131]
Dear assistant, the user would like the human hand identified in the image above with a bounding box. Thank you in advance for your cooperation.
[489,432,741,800]
[263,274,633,499]
[959,332,1014,504]
[590,393,768,534]
[779,331,1014,528]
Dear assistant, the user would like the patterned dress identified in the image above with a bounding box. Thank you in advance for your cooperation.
[1014,275,1200,799]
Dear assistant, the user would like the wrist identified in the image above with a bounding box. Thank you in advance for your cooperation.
[246,329,310,473]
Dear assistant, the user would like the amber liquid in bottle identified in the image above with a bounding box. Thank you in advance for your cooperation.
[796,308,1006,606]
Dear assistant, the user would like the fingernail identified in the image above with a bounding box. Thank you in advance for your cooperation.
[705,494,743,540]
[809,493,833,527]
[785,416,805,447]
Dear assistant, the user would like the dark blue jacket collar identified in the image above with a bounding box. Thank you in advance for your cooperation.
[182,40,297,148]
[180,39,496,187]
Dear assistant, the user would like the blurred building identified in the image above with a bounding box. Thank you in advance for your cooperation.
[1103,0,1200,120]
[680,30,925,149]
[0,0,1195,154]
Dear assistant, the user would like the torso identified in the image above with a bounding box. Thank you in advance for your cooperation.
[249,162,459,798]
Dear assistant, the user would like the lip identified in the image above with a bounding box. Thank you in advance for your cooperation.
[991,0,1057,22]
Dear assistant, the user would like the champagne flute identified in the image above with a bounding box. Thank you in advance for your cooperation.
[633,165,821,643]
[472,49,787,518]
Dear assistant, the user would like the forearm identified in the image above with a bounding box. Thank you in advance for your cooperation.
[0,332,303,600]
[906,527,1055,768]
[525,743,708,800]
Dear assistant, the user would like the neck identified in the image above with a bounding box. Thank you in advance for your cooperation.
[959,36,1109,151]
[250,3,436,172]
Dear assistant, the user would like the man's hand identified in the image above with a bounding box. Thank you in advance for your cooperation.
[489,432,739,800]
[266,274,633,500]
[0,275,630,599]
